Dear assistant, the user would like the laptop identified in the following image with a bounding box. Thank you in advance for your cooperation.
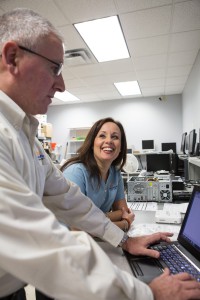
[124,185,200,283]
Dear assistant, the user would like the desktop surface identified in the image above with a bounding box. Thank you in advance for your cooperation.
[97,202,187,278]
[127,203,183,241]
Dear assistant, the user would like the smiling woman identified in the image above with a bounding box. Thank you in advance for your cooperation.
[61,117,135,231]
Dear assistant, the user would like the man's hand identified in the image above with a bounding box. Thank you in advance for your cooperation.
[122,232,173,257]
[149,268,200,300]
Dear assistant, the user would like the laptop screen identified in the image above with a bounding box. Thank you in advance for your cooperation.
[178,186,200,260]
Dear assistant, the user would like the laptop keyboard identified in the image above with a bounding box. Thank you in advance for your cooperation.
[151,244,200,281]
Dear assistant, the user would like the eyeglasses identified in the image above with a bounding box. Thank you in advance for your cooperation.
[18,45,63,76]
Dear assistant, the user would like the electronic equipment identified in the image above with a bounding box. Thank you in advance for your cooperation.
[154,171,171,180]
[183,135,189,157]
[124,185,200,284]
[199,128,200,156]
[155,210,182,224]
[159,180,172,202]
[173,190,192,202]
[146,153,174,173]
[171,177,184,190]
[195,142,200,156]
[180,132,187,154]
[161,142,176,153]
[127,176,172,202]
[188,129,196,156]
[142,140,154,152]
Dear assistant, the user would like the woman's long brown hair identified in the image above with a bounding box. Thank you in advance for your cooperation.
[60,117,127,184]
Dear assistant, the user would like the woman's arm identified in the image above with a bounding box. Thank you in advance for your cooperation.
[106,199,135,231]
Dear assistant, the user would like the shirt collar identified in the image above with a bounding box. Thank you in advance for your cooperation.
[0,90,39,133]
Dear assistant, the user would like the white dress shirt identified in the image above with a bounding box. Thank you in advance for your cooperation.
[0,91,153,300]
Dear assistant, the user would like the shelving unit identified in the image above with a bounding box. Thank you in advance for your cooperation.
[67,127,90,155]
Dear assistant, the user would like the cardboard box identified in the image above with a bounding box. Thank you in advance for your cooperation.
[41,123,52,138]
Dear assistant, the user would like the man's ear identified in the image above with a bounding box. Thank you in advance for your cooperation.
[1,42,19,70]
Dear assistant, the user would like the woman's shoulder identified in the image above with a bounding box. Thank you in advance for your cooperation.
[64,162,88,173]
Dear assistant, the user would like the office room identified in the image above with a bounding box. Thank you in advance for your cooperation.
[44,0,200,164]
[45,0,200,199]
[1,1,200,300]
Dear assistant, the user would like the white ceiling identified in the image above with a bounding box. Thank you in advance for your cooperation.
[0,0,200,105]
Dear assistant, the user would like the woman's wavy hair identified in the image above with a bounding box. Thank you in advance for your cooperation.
[61,117,127,184]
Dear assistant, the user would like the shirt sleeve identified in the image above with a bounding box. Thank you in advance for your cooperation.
[63,163,86,194]
[0,148,153,300]
[0,203,153,300]
[43,179,124,247]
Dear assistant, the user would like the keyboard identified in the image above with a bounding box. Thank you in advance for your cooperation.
[151,244,200,281]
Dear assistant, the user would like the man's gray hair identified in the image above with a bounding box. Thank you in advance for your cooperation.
[0,8,64,51]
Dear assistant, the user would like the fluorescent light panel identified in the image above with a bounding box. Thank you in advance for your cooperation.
[114,81,141,96]
[54,91,80,102]
[74,16,129,62]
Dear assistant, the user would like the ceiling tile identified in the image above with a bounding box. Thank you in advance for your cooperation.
[172,0,200,32]
[54,0,117,23]
[170,30,200,52]
[166,65,193,77]
[0,0,199,104]
[168,50,199,67]
[133,54,168,70]
[137,68,166,80]
[128,35,169,57]
[100,59,135,74]
[139,78,165,88]
[120,6,172,40]
[0,0,68,26]
[115,0,172,13]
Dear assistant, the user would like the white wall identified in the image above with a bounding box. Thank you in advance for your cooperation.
[182,49,200,136]
[47,94,182,160]
[47,47,200,161]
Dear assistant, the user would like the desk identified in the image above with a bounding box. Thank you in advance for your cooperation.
[188,157,200,180]
[98,205,182,274]
[178,155,200,180]
[128,207,181,241]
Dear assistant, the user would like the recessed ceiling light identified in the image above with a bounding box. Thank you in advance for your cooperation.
[54,91,80,102]
[74,16,129,62]
[114,81,141,96]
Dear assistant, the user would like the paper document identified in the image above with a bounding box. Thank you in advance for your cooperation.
[163,202,188,214]
[128,223,180,241]
[127,202,158,211]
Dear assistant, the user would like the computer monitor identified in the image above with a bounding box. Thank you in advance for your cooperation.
[180,132,187,154]
[197,128,200,156]
[196,128,200,156]
[161,142,176,153]
[188,129,196,156]
[146,153,171,172]
[142,140,154,151]
[185,135,189,152]
[194,143,200,156]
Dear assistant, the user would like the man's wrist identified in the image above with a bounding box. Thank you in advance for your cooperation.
[118,232,129,247]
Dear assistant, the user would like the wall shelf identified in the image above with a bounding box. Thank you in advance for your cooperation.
[68,127,90,155]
